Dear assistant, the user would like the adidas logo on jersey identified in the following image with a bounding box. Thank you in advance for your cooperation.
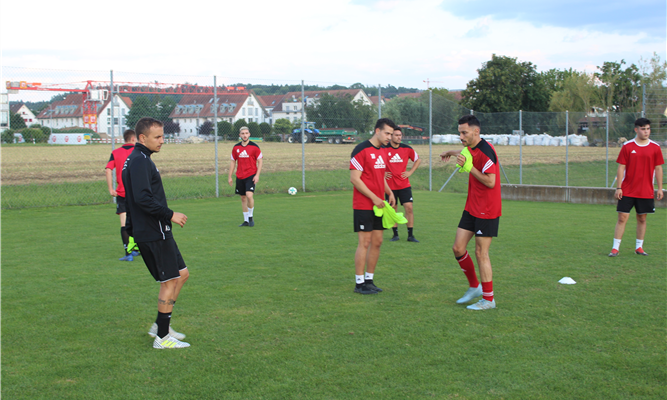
[476,230,483,235]
[631,150,637,154]
[374,155,386,169]
[239,150,249,158]
[390,153,403,163]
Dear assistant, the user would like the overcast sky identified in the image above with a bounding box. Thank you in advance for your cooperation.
[1,0,665,100]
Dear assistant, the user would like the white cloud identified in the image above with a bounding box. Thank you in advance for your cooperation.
[1,0,664,93]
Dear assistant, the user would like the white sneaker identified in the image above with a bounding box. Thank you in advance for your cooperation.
[153,334,190,349]
[148,322,186,340]
[456,285,482,304]
[466,299,496,310]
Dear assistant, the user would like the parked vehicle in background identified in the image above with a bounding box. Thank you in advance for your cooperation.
[289,122,358,144]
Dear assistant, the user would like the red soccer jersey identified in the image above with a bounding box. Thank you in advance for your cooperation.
[464,139,502,219]
[105,144,134,197]
[385,143,419,190]
[231,141,263,179]
[350,140,387,210]
[617,139,665,198]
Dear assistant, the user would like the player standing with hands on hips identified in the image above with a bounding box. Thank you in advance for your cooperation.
[350,118,397,294]
[123,117,191,348]
[440,115,501,310]
[229,126,263,227]
[608,118,664,257]
[384,126,421,242]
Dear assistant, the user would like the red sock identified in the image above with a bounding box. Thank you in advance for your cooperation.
[482,281,494,302]
[456,251,479,288]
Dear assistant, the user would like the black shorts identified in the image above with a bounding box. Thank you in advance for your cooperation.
[116,196,126,214]
[386,187,413,205]
[137,237,188,283]
[617,196,655,214]
[458,210,499,237]
[353,209,384,232]
[235,175,256,195]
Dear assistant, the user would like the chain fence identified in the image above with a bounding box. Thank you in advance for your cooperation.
[1,67,665,209]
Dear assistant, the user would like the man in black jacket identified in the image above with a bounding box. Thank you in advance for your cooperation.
[123,117,191,349]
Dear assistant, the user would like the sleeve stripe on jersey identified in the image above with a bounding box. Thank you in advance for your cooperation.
[351,157,363,171]
[257,152,263,159]
[482,159,494,174]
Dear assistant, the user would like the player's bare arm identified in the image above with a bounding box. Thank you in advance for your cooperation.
[402,158,421,179]
[350,170,385,208]
[440,150,460,162]
[655,165,663,200]
[171,212,187,227]
[105,168,117,196]
[615,164,626,200]
[253,158,263,184]
[228,160,236,186]
[470,168,496,189]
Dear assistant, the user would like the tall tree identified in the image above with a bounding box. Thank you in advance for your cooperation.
[306,93,375,134]
[273,118,292,135]
[198,121,214,136]
[461,54,550,112]
[9,112,27,129]
[217,120,233,139]
[259,122,272,137]
[125,96,157,129]
[247,122,261,137]
[595,60,642,112]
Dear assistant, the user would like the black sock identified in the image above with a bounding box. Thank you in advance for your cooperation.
[121,227,130,254]
[157,312,172,338]
[408,227,414,236]
[392,227,398,236]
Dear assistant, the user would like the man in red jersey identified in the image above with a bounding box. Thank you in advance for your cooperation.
[440,115,501,310]
[229,126,263,227]
[350,118,396,294]
[609,118,664,257]
[105,129,138,261]
[384,126,421,242]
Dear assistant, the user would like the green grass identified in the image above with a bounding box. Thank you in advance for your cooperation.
[2,191,665,399]
[1,160,622,209]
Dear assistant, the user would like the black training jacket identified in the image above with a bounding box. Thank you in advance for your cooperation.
[122,143,174,242]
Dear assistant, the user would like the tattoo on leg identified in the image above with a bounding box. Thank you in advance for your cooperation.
[167,299,175,306]
[158,298,167,305]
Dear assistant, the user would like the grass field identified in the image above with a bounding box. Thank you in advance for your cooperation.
[2,191,665,399]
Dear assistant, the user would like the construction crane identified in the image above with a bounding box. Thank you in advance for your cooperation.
[5,80,247,132]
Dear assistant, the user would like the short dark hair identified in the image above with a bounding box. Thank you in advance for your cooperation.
[393,126,402,133]
[634,117,651,128]
[123,129,136,143]
[375,118,397,131]
[458,114,480,128]
[135,117,164,137]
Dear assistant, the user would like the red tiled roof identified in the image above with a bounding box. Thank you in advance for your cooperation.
[257,94,287,108]
[36,93,86,119]
[395,92,422,99]
[10,103,25,113]
[169,94,252,119]
[369,96,385,105]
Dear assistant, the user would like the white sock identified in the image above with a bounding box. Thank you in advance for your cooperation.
[356,275,364,284]
[613,238,621,251]
[365,272,374,281]
[243,212,249,222]
[248,207,254,218]
[636,239,643,250]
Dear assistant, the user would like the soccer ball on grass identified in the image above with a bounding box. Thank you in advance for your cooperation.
[288,187,297,195]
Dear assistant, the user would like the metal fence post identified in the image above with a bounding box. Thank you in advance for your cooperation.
[378,85,382,119]
[606,112,609,187]
[642,84,646,117]
[110,70,116,200]
[214,75,219,198]
[519,110,522,184]
[429,89,432,191]
[301,80,306,192]
[565,110,569,188]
